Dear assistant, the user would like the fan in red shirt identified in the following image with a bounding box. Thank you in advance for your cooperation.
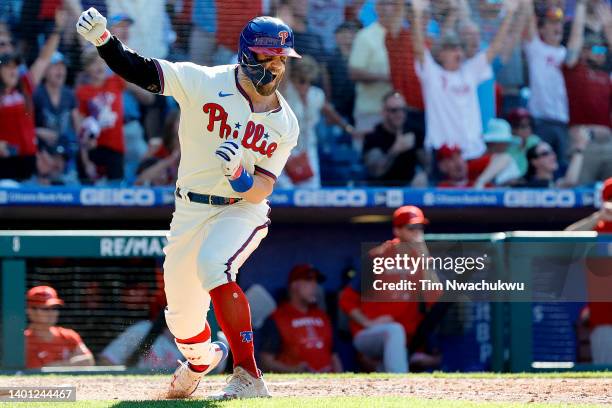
[0,11,66,180]
[566,177,612,364]
[25,285,94,369]
[75,48,126,182]
[258,264,342,373]
[562,9,611,129]
[385,24,426,112]
[0,54,37,180]
[216,0,261,57]
[561,4,612,186]
[436,144,490,188]
[339,206,441,373]
[437,119,519,188]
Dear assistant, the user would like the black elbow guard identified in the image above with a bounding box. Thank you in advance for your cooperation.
[97,36,162,94]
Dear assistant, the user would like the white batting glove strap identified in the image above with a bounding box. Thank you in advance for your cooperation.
[76,7,111,47]
[215,140,243,179]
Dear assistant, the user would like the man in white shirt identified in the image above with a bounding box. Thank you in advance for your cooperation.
[522,1,571,165]
[412,0,520,160]
[348,0,404,134]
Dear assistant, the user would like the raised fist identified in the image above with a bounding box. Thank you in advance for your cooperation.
[76,7,110,46]
[215,141,244,179]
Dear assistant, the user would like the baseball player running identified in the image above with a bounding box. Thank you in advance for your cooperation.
[77,8,300,399]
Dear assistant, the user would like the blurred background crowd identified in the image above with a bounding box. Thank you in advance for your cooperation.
[0,0,610,189]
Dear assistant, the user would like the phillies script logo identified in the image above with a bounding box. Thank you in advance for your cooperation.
[203,103,278,158]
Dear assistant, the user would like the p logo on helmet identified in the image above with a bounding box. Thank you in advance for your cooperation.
[278,31,289,46]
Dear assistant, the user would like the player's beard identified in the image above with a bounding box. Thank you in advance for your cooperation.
[255,71,283,96]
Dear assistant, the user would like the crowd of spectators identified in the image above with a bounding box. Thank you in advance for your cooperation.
[0,0,610,189]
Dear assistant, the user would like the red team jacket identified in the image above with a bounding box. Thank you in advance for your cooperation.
[25,326,86,368]
[339,238,439,341]
[266,302,335,372]
[0,74,37,156]
[588,221,612,328]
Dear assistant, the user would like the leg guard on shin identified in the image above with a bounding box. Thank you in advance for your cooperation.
[175,322,216,367]
[174,339,218,367]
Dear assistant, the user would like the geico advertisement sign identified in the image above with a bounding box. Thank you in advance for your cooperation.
[294,189,368,207]
[80,188,155,206]
[100,237,167,256]
[503,190,576,208]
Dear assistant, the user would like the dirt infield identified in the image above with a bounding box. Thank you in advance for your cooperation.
[3,374,611,405]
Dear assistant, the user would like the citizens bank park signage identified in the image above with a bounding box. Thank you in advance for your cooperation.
[0,186,602,208]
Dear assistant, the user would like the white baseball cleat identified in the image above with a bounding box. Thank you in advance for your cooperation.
[167,341,228,399]
[209,366,271,400]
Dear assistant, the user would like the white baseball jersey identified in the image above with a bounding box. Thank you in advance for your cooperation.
[153,61,299,339]
[153,61,299,197]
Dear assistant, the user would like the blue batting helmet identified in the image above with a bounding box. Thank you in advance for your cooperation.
[238,16,301,86]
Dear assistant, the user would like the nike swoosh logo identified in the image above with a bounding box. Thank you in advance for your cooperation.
[218,91,234,97]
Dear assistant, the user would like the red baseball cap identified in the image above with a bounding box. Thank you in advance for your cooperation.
[393,205,429,228]
[436,144,462,161]
[288,264,324,284]
[543,7,564,22]
[27,285,64,307]
[602,178,612,202]
[506,108,531,128]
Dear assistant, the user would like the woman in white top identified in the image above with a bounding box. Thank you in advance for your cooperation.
[280,55,356,188]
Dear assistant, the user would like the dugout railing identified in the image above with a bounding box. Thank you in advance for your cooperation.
[1,231,611,373]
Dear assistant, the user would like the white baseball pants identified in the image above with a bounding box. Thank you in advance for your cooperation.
[163,195,270,340]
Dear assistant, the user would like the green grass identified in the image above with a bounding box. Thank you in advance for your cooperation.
[0,397,607,408]
[1,371,611,380]
[1,372,610,407]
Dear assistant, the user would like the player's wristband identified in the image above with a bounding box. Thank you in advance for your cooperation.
[228,165,254,193]
[94,30,111,47]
